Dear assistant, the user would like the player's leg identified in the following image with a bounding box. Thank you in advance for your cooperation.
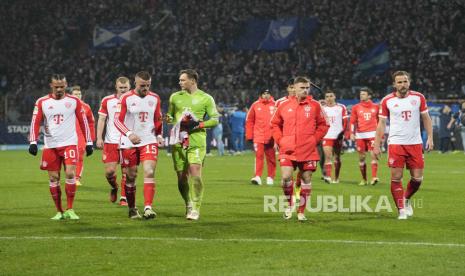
[356,139,368,185]
[48,170,64,220]
[323,144,333,183]
[251,143,264,185]
[317,143,326,178]
[171,145,191,213]
[120,166,127,205]
[333,143,342,183]
[280,160,295,219]
[121,148,140,218]
[369,150,379,185]
[57,146,80,219]
[104,162,119,203]
[297,167,314,221]
[388,145,407,219]
[404,144,425,217]
[264,142,276,185]
[187,163,203,220]
[75,146,85,186]
[142,159,157,219]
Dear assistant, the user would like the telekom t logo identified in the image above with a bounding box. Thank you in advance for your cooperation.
[401,111,412,121]
[53,114,64,124]
[363,113,371,120]
[139,112,149,122]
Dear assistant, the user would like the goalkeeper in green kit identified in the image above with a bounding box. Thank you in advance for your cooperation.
[166,69,219,220]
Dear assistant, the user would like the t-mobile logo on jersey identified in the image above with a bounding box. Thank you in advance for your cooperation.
[363,113,372,120]
[139,112,149,122]
[53,114,64,124]
[401,110,412,121]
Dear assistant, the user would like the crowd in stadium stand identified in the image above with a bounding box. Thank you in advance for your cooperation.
[0,0,464,122]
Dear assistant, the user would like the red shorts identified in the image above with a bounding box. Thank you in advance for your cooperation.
[103,143,121,163]
[40,145,78,171]
[322,138,342,148]
[121,143,158,168]
[356,138,375,152]
[388,144,424,169]
[280,158,317,172]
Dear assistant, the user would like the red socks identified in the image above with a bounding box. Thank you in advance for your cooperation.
[359,162,367,181]
[390,180,404,209]
[405,178,422,199]
[49,181,63,212]
[106,175,118,189]
[282,180,294,207]
[371,161,378,179]
[298,183,312,213]
[334,159,341,180]
[144,178,155,207]
[65,178,76,209]
[324,163,332,179]
[121,174,127,197]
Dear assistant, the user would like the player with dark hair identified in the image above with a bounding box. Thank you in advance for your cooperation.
[350,87,380,185]
[373,71,433,219]
[114,71,164,219]
[246,88,276,185]
[96,76,130,205]
[321,89,348,183]
[28,74,93,220]
[166,69,219,220]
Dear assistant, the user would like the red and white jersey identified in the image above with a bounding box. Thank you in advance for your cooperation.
[323,103,348,139]
[114,90,162,149]
[76,101,95,148]
[379,91,428,145]
[29,94,91,148]
[98,94,122,144]
[350,100,379,139]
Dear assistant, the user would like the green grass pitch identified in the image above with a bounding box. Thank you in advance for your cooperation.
[0,149,464,275]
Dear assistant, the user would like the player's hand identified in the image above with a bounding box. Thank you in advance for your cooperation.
[350,134,355,141]
[163,114,172,123]
[372,146,381,160]
[156,135,165,147]
[85,145,94,156]
[182,120,202,132]
[96,138,104,149]
[28,144,38,156]
[337,132,344,140]
[129,133,141,144]
[425,137,434,152]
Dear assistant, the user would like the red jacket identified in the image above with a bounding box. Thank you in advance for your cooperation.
[77,102,95,148]
[245,97,276,144]
[271,95,329,161]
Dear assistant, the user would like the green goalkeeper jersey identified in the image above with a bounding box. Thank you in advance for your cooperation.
[168,89,219,148]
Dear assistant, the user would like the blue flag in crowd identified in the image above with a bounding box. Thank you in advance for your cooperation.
[230,17,318,51]
[93,24,141,49]
[353,42,390,78]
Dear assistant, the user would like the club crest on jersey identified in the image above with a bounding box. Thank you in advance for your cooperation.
[42,161,48,167]
[410,100,417,106]
[304,105,311,112]
[65,102,72,109]
[148,101,154,107]
[388,158,395,165]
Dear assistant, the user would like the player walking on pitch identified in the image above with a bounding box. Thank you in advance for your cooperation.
[166,69,219,220]
[350,87,380,185]
[114,71,164,219]
[271,76,329,221]
[28,74,93,220]
[373,71,433,220]
[96,77,130,205]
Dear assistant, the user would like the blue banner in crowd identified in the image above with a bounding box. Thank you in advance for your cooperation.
[353,42,390,78]
[230,17,318,51]
[93,24,141,48]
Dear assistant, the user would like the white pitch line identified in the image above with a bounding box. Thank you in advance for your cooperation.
[0,236,464,248]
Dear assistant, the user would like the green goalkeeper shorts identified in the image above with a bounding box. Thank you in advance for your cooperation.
[171,144,206,172]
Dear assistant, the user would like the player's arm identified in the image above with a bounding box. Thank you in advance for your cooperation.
[28,99,44,155]
[165,94,175,124]
[86,105,96,142]
[340,105,349,139]
[420,97,433,151]
[201,95,219,128]
[153,96,164,146]
[270,106,283,144]
[114,97,140,144]
[373,117,386,158]
[245,103,256,141]
[96,99,108,149]
[76,100,93,156]
[314,103,330,143]
[349,106,357,141]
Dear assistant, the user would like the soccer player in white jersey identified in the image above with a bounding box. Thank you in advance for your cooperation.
[373,71,433,220]
[96,77,130,205]
[28,74,93,220]
[114,71,164,219]
[322,90,348,183]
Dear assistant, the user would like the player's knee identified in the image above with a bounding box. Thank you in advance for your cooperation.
[144,168,154,178]
[281,178,292,187]
[105,168,116,178]
[65,171,75,179]
[412,177,423,182]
